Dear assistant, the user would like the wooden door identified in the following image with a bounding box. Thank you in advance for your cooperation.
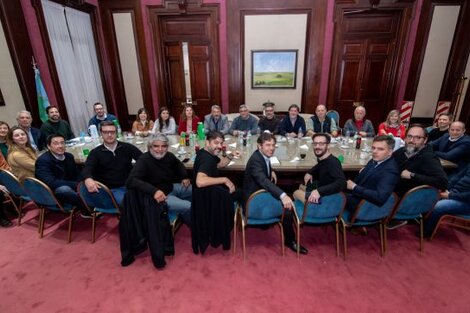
[328,11,403,127]
[152,12,220,121]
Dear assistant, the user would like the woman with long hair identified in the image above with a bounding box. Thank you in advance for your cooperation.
[378,109,406,139]
[0,121,10,159]
[151,106,177,135]
[132,108,154,137]
[177,104,200,134]
[6,126,37,181]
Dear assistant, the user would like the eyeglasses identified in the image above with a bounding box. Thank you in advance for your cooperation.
[101,130,116,135]
[312,142,328,146]
[406,135,425,141]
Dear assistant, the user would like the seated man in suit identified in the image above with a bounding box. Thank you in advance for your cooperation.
[279,104,306,138]
[393,124,448,197]
[423,163,470,238]
[346,135,400,212]
[306,104,338,137]
[343,105,375,137]
[428,113,453,142]
[228,104,259,136]
[431,121,470,173]
[258,102,281,135]
[294,133,346,204]
[126,134,192,226]
[16,110,43,151]
[203,104,229,135]
[35,134,91,218]
[40,106,74,143]
[82,121,142,205]
[88,102,117,130]
[243,132,308,254]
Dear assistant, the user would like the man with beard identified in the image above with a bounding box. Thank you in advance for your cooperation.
[431,121,470,173]
[192,131,240,254]
[258,102,281,134]
[243,132,308,254]
[428,113,453,142]
[40,106,74,142]
[393,125,447,197]
[203,104,229,135]
[126,134,192,226]
[389,125,448,229]
[293,133,346,204]
[88,102,117,130]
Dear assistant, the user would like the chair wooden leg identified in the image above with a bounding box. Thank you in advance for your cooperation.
[279,223,285,256]
[17,199,23,226]
[91,212,97,243]
[39,208,45,238]
[379,223,384,257]
[241,222,246,262]
[296,220,300,259]
[335,221,340,257]
[67,210,74,243]
[342,223,347,260]
[419,217,424,253]
[232,207,238,254]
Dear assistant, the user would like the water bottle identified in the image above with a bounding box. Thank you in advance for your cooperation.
[79,131,86,143]
[88,125,99,139]
[247,130,252,146]
[298,129,303,139]
[239,131,244,145]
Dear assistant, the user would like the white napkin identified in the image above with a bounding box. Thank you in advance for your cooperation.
[228,143,237,148]
[171,143,180,148]
[290,157,300,163]
[270,156,280,165]
[228,161,235,166]
[299,144,309,150]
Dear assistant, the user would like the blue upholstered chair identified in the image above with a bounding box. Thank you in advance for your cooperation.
[388,185,439,252]
[326,110,340,126]
[0,169,32,226]
[430,214,470,240]
[294,192,346,257]
[77,181,121,243]
[341,193,398,259]
[23,177,78,243]
[234,190,287,260]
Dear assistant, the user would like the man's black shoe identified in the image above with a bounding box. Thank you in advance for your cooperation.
[285,241,308,255]
[121,256,135,267]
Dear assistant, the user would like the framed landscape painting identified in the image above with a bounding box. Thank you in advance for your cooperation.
[251,50,298,89]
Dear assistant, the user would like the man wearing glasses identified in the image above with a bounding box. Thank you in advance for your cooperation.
[393,125,448,197]
[294,133,346,205]
[82,121,142,205]
[258,102,281,134]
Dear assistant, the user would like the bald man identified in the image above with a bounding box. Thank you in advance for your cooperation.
[343,106,375,137]
[431,121,470,173]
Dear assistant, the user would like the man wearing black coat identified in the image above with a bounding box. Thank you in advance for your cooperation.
[35,134,88,217]
[393,125,448,196]
[346,135,400,211]
[243,132,308,254]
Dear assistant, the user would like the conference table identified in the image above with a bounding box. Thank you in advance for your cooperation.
[66,134,456,172]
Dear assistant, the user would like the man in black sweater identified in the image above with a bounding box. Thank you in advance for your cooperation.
[393,125,448,197]
[82,121,142,205]
[294,133,346,204]
[126,134,192,225]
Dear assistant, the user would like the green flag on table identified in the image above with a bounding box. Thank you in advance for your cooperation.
[34,67,50,122]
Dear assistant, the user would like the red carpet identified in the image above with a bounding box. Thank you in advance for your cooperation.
[1,208,469,313]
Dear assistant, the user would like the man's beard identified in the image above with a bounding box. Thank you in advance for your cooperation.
[150,149,166,160]
[405,144,418,154]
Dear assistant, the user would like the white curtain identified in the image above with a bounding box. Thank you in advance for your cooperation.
[41,0,106,135]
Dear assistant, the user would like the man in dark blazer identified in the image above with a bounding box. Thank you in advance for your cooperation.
[16,110,43,151]
[430,121,470,173]
[346,135,400,211]
[243,132,308,254]
[35,134,90,217]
